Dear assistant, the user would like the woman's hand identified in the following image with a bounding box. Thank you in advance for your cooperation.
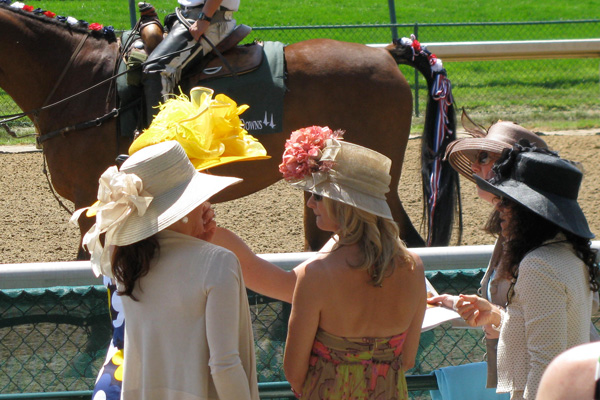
[456,294,501,328]
[197,201,216,241]
[427,294,459,310]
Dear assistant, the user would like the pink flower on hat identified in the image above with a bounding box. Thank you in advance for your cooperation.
[279,126,344,181]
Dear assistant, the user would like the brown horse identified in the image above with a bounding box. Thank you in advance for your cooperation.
[0,5,459,254]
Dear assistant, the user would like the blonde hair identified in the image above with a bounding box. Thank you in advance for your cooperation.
[322,197,414,286]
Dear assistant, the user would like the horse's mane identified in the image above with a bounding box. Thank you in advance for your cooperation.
[0,4,116,42]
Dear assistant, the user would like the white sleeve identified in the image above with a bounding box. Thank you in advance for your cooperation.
[205,250,252,400]
[518,255,567,400]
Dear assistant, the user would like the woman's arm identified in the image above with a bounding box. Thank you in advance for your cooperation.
[283,262,323,395]
[205,252,253,400]
[212,227,297,302]
[402,253,427,371]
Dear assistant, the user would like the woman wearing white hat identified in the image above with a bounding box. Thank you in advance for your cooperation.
[457,144,599,399]
[213,126,426,399]
[73,141,259,400]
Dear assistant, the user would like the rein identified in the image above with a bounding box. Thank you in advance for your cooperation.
[0,41,199,133]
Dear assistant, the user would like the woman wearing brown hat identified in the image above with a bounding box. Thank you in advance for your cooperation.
[457,144,599,399]
[213,126,426,399]
[427,113,550,388]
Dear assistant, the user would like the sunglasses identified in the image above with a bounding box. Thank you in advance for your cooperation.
[312,193,323,202]
[475,151,493,166]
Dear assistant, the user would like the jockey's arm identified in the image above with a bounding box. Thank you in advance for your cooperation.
[189,0,223,42]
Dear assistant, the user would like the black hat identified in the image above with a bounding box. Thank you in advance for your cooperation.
[475,147,594,239]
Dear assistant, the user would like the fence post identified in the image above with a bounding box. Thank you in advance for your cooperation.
[128,0,137,29]
[387,0,398,41]
[413,23,420,117]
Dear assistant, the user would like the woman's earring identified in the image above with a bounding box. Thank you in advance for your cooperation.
[181,216,189,224]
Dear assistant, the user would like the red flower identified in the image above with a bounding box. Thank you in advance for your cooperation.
[279,126,343,181]
[89,23,104,31]
[411,39,422,52]
[23,5,34,12]
[43,11,56,18]
[428,54,438,66]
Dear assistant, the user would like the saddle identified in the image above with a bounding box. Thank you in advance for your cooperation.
[137,18,263,82]
[117,17,275,138]
[190,24,264,82]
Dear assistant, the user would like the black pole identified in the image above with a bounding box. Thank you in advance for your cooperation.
[414,23,419,117]
[387,0,398,41]
[128,0,137,29]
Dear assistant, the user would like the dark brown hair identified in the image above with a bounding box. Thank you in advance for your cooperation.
[111,235,160,301]
[499,199,599,303]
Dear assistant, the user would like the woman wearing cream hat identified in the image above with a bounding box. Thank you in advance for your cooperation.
[73,141,258,400]
[213,126,426,399]
[75,88,267,400]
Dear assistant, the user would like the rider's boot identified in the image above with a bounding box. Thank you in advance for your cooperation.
[138,2,159,22]
[138,2,164,54]
[142,72,164,127]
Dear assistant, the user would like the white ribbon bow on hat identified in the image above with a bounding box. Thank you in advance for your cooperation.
[70,166,153,278]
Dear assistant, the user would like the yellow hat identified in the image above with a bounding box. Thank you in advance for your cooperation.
[85,87,269,218]
[129,86,270,170]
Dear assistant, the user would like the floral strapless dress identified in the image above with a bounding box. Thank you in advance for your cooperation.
[300,329,408,400]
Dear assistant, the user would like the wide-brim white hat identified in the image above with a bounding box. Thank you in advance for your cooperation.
[111,141,241,245]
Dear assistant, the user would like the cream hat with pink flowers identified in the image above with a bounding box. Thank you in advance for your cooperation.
[279,126,393,220]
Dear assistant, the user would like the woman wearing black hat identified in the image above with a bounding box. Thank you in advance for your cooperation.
[457,143,599,400]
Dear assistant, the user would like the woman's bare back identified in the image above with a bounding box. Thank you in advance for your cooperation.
[310,245,425,338]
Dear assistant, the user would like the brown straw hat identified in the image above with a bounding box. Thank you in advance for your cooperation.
[445,110,548,183]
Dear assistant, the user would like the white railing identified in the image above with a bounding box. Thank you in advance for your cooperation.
[2,242,599,290]
[370,38,600,61]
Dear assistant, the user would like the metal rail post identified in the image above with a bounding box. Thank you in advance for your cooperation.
[128,0,137,29]
[387,0,398,41]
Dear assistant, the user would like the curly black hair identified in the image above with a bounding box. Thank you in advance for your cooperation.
[490,142,598,303]
[498,199,599,304]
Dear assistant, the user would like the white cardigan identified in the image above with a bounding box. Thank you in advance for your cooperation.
[496,236,593,399]
[120,230,259,400]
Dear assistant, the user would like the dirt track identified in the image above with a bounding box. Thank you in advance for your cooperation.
[1,133,599,264]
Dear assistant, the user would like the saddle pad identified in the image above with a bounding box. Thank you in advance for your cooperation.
[192,41,286,135]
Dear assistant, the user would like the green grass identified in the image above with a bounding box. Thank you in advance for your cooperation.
[16,0,600,29]
[1,1,599,144]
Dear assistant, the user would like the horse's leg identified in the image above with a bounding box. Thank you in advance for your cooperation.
[388,182,426,248]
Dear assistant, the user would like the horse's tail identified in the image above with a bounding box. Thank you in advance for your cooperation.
[386,37,462,247]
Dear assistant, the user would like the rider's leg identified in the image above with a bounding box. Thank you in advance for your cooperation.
[142,21,201,125]
[142,9,236,126]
